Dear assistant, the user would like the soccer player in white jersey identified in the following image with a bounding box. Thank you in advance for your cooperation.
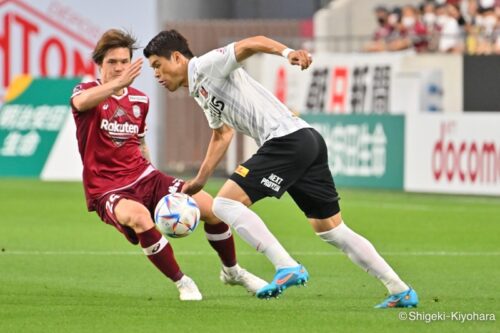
[144,30,419,307]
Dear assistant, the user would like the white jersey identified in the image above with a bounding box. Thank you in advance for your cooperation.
[188,43,310,147]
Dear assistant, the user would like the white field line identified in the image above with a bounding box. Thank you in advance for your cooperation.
[343,199,500,212]
[346,201,489,212]
[347,202,434,211]
[1,250,499,256]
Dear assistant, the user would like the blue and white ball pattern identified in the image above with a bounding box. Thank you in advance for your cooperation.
[154,193,200,238]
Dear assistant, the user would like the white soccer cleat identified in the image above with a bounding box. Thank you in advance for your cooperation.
[175,275,203,301]
[220,264,268,295]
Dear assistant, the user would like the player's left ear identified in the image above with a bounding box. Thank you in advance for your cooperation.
[173,51,183,64]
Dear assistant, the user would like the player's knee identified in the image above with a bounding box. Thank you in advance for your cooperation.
[310,212,343,233]
[212,197,230,223]
[126,211,154,232]
[212,197,245,226]
[197,196,221,225]
[201,210,221,225]
[192,191,219,224]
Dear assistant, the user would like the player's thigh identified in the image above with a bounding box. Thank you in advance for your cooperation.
[193,182,252,224]
[217,179,253,206]
[288,184,340,222]
[287,162,340,221]
[115,198,155,232]
[141,171,224,225]
[139,171,184,212]
[288,128,340,219]
[94,192,142,244]
[228,129,319,204]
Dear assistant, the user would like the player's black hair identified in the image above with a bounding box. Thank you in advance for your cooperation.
[143,29,194,60]
[92,29,138,65]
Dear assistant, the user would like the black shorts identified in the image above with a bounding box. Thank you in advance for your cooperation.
[229,128,340,219]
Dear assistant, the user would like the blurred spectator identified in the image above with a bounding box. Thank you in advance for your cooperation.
[438,4,464,52]
[364,5,393,51]
[421,1,440,50]
[362,0,500,54]
[475,3,497,53]
[387,5,429,52]
[447,2,466,26]
[421,1,437,28]
[464,0,481,53]
[462,0,478,23]
[388,6,403,27]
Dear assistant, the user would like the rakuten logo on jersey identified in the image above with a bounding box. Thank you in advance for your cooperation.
[432,122,500,184]
[100,119,139,135]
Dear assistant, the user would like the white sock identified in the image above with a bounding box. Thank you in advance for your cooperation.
[317,222,409,295]
[213,197,298,269]
[223,263,241,274]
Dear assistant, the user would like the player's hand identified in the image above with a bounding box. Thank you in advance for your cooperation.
[114,58,143,90]
[181,178,206,196]
[288,50,312,70]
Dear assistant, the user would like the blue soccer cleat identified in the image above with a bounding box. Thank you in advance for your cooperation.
[256,264,309,299]
[375,288,419,308]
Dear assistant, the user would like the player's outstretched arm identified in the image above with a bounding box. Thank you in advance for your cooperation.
[72,58,143,112]
[234,36,312,70]
[182,124,234,195]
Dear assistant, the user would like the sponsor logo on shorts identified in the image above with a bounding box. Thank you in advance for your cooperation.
[260,173,283,192]
[235,165,249,177]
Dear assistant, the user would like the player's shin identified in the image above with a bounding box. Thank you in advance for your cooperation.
[204,222,237,267]
[316,221,409,295]
[204,218,268,294]
[212,197,297,269]
[138,226,184,281]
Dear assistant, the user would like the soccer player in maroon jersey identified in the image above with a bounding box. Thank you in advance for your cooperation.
[70,29,266,301]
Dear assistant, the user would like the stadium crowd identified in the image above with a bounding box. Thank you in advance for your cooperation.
[364,0,500,54]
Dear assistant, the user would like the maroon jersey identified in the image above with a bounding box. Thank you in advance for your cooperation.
[70,80,151,211]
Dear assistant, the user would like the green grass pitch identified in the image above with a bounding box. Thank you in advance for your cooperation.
[0,179,498,333]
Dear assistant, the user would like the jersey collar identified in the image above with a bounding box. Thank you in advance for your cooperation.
[187,57,198,97]
[96,79,129,100]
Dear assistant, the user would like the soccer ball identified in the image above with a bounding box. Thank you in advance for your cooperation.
[154,193,200,238]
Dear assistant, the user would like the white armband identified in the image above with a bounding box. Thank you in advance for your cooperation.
[281,48,294,59]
